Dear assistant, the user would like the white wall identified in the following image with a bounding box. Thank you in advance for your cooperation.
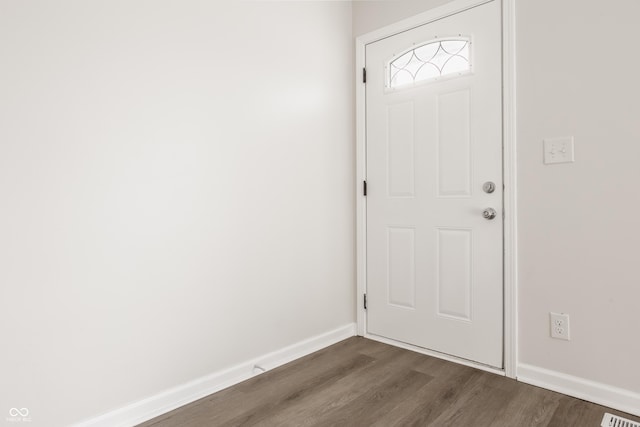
[353,0,452,36]
[517,0,640,393]
[0,1,354,426]
[353,0,640,407]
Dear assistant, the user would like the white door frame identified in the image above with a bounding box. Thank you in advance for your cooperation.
[355,0,517,378]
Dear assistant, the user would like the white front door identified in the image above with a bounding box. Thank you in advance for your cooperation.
[365,0,503,368]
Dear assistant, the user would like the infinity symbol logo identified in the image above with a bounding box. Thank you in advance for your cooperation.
[9,408,29,417]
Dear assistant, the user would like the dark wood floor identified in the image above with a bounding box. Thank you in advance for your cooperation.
[138,337,640,426]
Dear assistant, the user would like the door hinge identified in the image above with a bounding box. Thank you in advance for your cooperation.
[362,68,367,84]
[363,294,367,310]
[363,180,367,196]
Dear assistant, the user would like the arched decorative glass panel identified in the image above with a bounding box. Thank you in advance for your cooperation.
[387,38,471,89]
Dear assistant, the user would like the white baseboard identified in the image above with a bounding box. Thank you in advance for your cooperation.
[73,323,356,427]
[517,363,640,417]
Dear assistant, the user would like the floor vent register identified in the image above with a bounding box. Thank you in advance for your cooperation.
[601,413,640,427]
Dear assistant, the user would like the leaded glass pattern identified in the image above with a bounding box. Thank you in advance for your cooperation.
[388,38,471,88]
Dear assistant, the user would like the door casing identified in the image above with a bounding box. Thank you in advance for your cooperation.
[355,0,517,378]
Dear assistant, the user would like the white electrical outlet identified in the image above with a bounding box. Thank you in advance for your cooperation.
[543,137,575,164]
[550,312,570,340]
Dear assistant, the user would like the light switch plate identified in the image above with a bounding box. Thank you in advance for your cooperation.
[544,137,574,164]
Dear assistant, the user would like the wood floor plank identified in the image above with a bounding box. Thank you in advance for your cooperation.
[244,344,427,426]
[314,369,432,427]
[489,383,563,427]
[217,353,377,427]
[138,337,640,427]
[547,396,600,427]
[425,372,516,427]
[371,362,483,426]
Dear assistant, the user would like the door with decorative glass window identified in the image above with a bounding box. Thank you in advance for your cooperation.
[365,0,503,368]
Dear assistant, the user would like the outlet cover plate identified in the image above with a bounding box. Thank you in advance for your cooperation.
[544,137,574,164]
[550,312,570,340]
